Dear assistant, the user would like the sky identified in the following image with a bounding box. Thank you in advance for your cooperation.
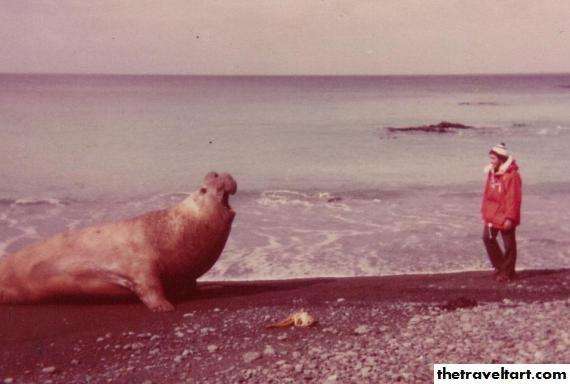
[1,0,569,75]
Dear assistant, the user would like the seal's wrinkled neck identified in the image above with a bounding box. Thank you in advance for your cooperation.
[175,193,234,225]
[178,193,201,215]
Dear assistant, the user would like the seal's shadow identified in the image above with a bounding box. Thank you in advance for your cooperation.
[172,278,336,303]
[38,278,334,306]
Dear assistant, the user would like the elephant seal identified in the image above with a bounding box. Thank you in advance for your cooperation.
[0,172,237,312]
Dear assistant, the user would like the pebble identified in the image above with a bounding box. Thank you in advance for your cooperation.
[123,342,144,350]
[263,345,276,356]
[41,367,57,374]
[354,325,371,335]
[325,374,338,382]
[207,345,218,353]
[243,351,261,364]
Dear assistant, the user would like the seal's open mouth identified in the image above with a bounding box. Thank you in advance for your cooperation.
[219,173,236,212]
[222,192,232,210]
[203,171,236,212]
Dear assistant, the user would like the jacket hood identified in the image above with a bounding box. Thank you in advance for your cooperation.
[484,155,519,176]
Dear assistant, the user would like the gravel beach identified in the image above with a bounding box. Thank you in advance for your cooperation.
[1,269,569,383]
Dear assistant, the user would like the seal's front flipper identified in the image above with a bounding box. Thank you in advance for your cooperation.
[138,286,175,312]
[133,274,175,312]
[145,297,175,312]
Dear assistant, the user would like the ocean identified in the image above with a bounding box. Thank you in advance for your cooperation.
[1,74,570,280]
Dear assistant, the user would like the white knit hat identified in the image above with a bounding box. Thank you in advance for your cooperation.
[490,142,509,157]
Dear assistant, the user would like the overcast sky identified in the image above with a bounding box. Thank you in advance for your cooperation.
[1,0,569,75]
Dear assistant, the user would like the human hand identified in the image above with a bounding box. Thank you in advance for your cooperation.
[503,219,513,230]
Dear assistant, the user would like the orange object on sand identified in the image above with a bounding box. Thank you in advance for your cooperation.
[266,310,316,328]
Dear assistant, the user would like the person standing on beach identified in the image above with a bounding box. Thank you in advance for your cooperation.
[481,143,522,282]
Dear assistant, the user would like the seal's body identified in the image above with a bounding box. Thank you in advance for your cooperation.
[0,172,236,311]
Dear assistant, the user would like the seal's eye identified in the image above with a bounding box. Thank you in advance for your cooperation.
[200,187,207,194]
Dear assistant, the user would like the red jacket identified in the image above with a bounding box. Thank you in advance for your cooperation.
[481,160,522,229]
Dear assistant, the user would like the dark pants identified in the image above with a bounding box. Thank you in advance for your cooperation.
[482,225,517,278]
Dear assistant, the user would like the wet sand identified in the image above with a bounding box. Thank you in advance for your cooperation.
[1,269,569,383]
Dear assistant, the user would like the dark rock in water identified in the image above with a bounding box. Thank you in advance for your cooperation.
[458,101,502,106]
[327,197,343,203]
[558,84,570,89]
[439,297,478,311]
[386,121,474,134]
[512,123,527,128]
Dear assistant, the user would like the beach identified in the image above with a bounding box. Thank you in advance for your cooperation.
[1,269,569,383]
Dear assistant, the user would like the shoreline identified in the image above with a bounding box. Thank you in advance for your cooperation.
[1,269,569,383]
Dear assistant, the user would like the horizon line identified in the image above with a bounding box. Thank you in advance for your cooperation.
[1,71,570,78]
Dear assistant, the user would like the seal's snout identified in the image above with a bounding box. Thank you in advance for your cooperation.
[203,172,237,212]
[222,173,237,195]
[204,172,237,194]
